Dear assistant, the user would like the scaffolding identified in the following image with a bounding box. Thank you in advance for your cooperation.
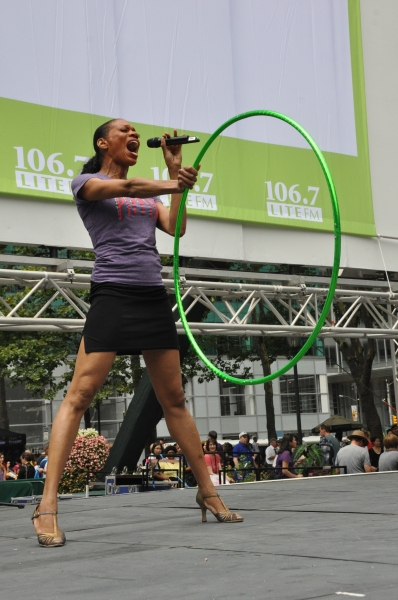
[1,254,398,389]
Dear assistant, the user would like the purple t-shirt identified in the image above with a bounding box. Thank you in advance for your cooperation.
[275,450,295,476]
[71,173,163,285]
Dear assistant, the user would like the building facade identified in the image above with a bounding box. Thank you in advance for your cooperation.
[157,355,330,441]
[5,339,396,450]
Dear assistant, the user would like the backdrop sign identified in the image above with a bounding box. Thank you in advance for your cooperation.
[0,0,375,236]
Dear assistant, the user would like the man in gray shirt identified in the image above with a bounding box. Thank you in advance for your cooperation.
[378,433,398,471]
[335,430,376,474]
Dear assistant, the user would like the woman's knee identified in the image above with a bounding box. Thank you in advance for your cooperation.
[67,379,98,413]
[158,386,186,411]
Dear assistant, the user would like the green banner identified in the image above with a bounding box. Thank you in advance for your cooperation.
[0,1,375,236]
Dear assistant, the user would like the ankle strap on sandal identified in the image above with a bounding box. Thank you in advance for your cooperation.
[32,510,57,518]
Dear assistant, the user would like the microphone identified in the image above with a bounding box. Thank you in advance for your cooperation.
[147,135,200,148]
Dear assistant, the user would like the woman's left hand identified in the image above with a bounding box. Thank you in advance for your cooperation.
[161,129,182,173]
[177,166,199,191]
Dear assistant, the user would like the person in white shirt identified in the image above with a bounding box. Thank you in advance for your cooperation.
[266,438,278,466]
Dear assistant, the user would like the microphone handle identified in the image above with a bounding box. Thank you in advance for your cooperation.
[165,136,192,147]
[147,135,200,148]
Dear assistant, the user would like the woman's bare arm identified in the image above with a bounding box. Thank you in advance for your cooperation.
[281,461,303,478]
[156,166,198,236]
[79,176,184,202]
[155,132,199,236]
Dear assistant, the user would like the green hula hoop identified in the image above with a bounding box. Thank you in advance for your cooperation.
[173,110,341,385]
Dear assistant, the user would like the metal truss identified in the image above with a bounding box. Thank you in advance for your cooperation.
[1,257,398,341]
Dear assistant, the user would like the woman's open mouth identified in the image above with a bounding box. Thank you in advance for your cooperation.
[127,139,139,152]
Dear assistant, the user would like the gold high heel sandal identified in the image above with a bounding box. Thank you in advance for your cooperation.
[196,491,243,523]
[32,506,66,548]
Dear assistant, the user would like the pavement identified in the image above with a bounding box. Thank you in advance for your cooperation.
[1,472,397,600]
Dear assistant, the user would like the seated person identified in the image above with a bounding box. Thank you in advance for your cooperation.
[158,446,182,482]
[204,438,234,485]
[147,442,171,483]
[147,442,163,467]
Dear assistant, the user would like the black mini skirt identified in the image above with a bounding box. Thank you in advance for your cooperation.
[83,282,179,355]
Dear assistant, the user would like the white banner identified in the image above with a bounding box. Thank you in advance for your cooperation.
[0,0,356,154]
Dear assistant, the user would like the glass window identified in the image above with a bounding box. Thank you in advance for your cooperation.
[9,424,45,446]
[377,340,391,361]
[219,379,246,416]
[7,399,44,424]
[330,383,343,415]
[324,344,337,368]
[280,375,319,414]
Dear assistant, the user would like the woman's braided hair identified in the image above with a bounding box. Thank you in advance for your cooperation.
[81,119,117,174]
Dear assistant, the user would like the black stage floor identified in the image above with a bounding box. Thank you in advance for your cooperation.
[1,472,397,600]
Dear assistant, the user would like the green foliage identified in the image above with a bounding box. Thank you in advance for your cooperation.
[182,338,252,383]
[56,355,134,406]
[0,331,78,400]
[0,246,133,416]
[0,247,82,402]
[179,261,297,384]
[77,428,98,438]
[235,454,256,483]
[233,455,271,483]
[293,443,325,473]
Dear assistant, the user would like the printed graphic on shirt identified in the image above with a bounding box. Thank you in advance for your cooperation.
[114,197,158,221]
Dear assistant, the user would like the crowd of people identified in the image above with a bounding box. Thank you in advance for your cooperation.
[145,431,259,487]
[333,426,398,474]
[2,424,397,488]
[143,430,308,485]
[143,423,398,486]
[0,446,49,481]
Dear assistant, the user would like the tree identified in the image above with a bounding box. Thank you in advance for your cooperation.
[333,301,383,439]
[0,330,77,429]
[0,245,85,428]
[0,245,136,431]
[182,302,291,441]
[252,303,291,440]
[55,354,135,430]
[0,374,9,430]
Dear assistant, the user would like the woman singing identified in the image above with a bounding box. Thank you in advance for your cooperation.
[32,119,242,547]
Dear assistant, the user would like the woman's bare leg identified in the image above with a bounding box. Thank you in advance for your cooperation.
[33,339,116,535]
[143,348,227,515]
